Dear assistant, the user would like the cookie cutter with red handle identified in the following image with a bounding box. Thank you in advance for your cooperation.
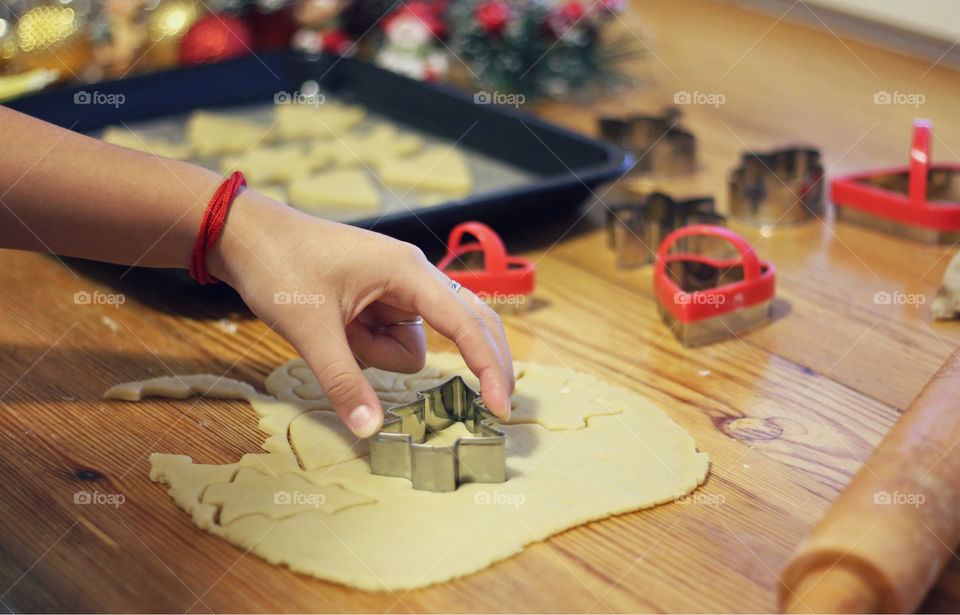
[436,221,535,306]
[832,119,960,243]
[654,225,776,347]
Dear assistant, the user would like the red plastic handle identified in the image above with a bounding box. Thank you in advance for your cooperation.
[655,224,761,282]
[440,221,508,273]
[436,222,535,297]
[909,118,932,206]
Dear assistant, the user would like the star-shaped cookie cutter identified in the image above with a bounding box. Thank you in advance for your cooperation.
[369,376,507,492]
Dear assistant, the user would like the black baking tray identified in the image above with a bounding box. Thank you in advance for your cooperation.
[7,50,628,250]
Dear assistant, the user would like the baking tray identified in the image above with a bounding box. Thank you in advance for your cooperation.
[7,50,630,251]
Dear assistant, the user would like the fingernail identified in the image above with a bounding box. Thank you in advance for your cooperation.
[348,404,380,438]
[502,393,513,420]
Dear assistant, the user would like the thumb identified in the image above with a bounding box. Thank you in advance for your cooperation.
[292,311,384,438]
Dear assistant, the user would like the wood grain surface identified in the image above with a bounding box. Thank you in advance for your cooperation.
[3,0,960,612]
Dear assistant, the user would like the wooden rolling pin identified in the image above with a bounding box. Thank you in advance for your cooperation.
[779,350,960,613]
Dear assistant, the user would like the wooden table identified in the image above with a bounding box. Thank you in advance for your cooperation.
[3,0,960,611]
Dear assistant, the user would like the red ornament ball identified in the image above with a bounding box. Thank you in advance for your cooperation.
[559,0,586,21]
[179,14,253,65]
[321,29,353,55]
[475,0,511,35]
[547,0,587,37]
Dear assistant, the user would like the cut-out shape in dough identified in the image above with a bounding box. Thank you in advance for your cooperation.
[288,410,369,470]
[288,169,381,212]
[108,354,709,591]
[378,146,473,197]
[101,126,193,160]
[203,467,375,524]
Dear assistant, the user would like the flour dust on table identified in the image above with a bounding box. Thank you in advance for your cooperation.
[105,354,709,591]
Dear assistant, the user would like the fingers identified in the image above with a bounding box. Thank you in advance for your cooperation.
[356,302,420,329]
[345,315,426,373]
[285,308,385,438]
[458,287,515,394]
[389,249,514,419]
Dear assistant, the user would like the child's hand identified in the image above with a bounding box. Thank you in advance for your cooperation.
[0,107,512,437]
[209,190,515,438]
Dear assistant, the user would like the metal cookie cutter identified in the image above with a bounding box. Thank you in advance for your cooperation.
[654,225,776,347]
[728,147,824,225]
[606,188,726,268]
[598,108,696,176]
[833,119,960,243]
[369,376,506,492]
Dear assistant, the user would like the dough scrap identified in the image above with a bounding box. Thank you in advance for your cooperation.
[108,354,708,591]
[288,168,381,212]
[100,126,193,160]
[220,144,320,185]
[187,112,273,157]
[274,103,365,140]
[378,146,473,197]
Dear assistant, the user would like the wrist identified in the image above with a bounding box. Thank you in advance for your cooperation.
[205,188,286,289]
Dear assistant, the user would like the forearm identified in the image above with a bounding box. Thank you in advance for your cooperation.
[0,106,231,271]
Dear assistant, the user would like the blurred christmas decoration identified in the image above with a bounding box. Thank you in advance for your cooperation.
[249,5,297,51]
[447,0,639,99]
[292,0,353,55]
[12,2,92,77]
[0,15,18,72]
[142,0,205,69]
[375,1,447,81]
[178,12,252,64]
[93,0,148,77]
[0,0,639,103]
[340,0,393,39]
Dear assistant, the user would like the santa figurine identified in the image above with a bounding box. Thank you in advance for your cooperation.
[292,0,354,55]
[375,2,447,81]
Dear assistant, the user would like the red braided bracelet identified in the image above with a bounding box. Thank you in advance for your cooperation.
[190,171,246,284]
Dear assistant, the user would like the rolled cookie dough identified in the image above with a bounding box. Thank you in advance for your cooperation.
[106,354,708,591]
